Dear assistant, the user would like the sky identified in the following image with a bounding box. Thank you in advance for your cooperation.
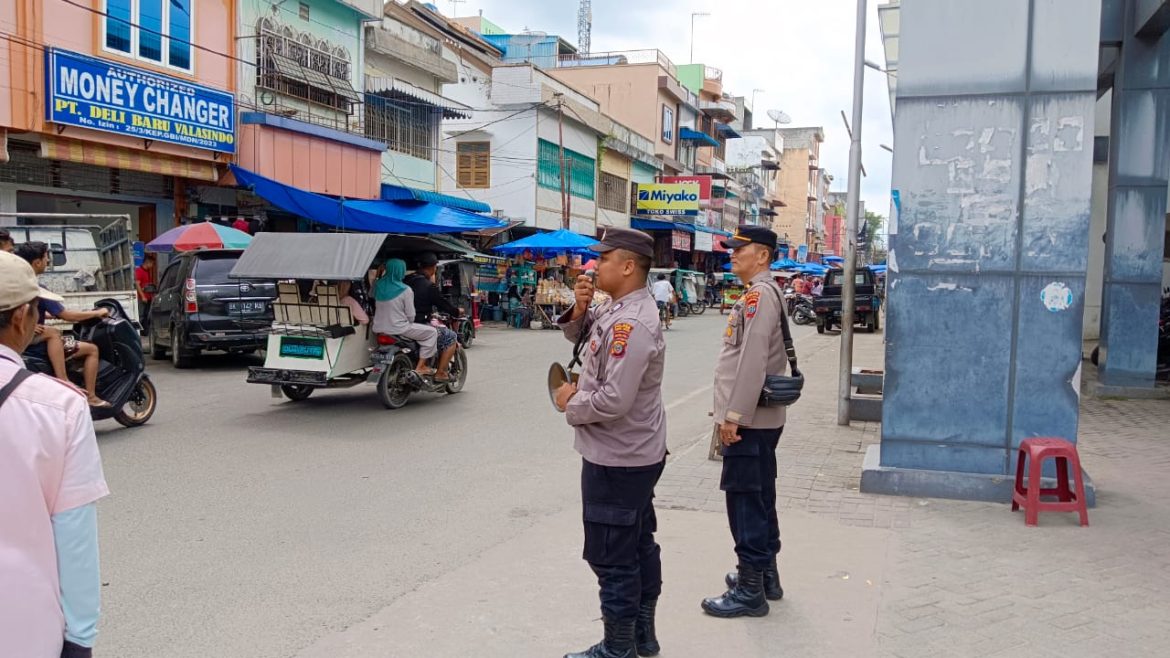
[437,0,895,226]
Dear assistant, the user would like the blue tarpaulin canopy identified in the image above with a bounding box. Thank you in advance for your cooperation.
[869,264,887,273]
[492,229,598,256]
[230,165,506,234]
[823,255,845,263]
[631,218,696,233]
[797,263,830,275]
[380,183,491,214]
[772,258,800,270]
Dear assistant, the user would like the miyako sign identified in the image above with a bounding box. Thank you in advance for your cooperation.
[45,49,236,154]
[636,182,701,216]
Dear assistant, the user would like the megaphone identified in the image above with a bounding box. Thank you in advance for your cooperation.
[548,272,594,410]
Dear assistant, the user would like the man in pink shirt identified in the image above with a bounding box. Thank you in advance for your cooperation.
[0,250,109,658]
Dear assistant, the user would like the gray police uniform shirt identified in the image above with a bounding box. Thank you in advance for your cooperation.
[713,271,788,430]
[558,287,667,467]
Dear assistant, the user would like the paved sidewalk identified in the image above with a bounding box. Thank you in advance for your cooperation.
[294,325,1170,657]
[658,330,1170,658]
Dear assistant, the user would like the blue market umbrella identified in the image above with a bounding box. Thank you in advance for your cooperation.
[771,258,800,270]
[492,229,598,257]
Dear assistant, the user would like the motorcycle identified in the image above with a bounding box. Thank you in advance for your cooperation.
[442,313,475,348]
[371,326,469,410]
[792,294,817,325]
[23,299,158,427]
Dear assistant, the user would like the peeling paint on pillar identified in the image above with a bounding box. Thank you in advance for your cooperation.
[876,0,1102,488]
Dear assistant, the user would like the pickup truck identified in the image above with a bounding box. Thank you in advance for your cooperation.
[813,267,881,334]
[2,215,140,329]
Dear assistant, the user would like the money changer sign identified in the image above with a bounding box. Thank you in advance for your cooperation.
[635,183,701,216]
[45,49,235,154]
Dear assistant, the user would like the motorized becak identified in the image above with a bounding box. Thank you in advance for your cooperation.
[229,232,469,409]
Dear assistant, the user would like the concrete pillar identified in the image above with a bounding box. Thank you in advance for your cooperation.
[862,0,1102,502]
[1098,2,1170,392]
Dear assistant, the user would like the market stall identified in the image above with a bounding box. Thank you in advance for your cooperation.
[490,229,598,329]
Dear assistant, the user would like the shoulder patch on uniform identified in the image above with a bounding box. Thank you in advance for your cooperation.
[610,322,634,358]
[743,290,762,320]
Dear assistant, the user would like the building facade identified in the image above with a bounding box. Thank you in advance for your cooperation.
[0,0,238,241]
[772,126,825,251]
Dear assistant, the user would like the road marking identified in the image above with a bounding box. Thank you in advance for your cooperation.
[666,384,713,411]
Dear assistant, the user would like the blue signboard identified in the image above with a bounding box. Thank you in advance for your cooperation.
[132,241,145,267]
[797,244,808,263]
[45,49,235,153]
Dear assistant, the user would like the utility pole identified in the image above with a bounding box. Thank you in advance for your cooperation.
[555,93,570,230]
[838,0,867,426]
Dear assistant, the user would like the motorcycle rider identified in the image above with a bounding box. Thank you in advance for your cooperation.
[404,252,461,382]
[14,242,110,408]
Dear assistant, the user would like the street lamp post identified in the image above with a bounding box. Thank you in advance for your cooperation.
[690,12,710,64]
[837,0,867,426]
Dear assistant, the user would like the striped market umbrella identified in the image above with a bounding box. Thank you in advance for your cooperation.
[146,222,253,253]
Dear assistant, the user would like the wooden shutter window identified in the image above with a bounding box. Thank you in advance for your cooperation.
[457,142,490,189]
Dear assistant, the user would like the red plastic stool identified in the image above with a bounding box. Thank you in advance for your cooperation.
[1011,438,1089,527]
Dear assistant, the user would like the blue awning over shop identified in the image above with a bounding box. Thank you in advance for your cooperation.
[716,123,742,139]
[230,165,506,234]
[696,225,731,236]
[678,126,720,147]
[631,218,697,233]
[380,184,491,214]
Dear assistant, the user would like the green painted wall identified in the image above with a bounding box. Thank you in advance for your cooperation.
[677,64,704,95]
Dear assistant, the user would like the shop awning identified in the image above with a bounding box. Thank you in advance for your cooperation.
[631,218,696,234]
[365,76,471,119]
[230,165,507,234]
[679,127,720,147]
[271,54,362,104]
[716,123,742,139]
[380,183,491,214]
[695,224,731,236]
[429,234,505,263]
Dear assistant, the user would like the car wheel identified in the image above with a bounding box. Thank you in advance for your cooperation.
[171,329,194,369]
[114,377,157,427]
[149,324,167,360]
[280,384,314,401]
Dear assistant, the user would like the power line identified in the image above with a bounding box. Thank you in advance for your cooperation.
[444,103,547,141]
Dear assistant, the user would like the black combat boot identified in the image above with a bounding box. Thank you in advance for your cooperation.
[724,557,784,600]
[634,599,660,656]
[701,565,770,618]
[564,616,636,658]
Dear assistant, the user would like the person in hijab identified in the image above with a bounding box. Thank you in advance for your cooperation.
[371,259,438,375]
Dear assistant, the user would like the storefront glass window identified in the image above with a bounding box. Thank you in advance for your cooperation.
[138,0,164,62]
[105,0,132,53]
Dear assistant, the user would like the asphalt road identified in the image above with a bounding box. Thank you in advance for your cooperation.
[94,309,816,657]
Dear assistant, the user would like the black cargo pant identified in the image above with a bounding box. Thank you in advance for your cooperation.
[720,426,784,570]
[581,458,666,621]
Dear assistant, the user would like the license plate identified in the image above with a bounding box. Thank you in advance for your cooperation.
[279,336,325,359]
[228,301,267,314]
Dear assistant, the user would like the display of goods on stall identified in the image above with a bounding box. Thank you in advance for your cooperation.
[476,262,507,293]
[536,278,573,306]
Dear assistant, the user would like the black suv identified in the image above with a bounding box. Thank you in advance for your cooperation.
[149,250,276,368]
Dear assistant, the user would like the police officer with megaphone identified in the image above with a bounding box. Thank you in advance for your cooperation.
[553,227,668,658]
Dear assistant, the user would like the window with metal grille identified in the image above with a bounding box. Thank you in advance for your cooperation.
[364,95,438,160]
[599,172,628,212]
[456,142,490,188]
[537,139,595,200]
[256,18,356,113]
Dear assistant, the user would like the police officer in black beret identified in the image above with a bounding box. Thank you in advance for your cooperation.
[555,228,668,658]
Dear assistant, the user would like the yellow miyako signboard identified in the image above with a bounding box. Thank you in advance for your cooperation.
[636,182,701,216]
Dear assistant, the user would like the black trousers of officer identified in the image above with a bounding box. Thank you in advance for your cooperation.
[720,426,784,569]
[581,458,666,621]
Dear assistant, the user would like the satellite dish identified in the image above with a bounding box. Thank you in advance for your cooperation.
[767,109,792,125]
